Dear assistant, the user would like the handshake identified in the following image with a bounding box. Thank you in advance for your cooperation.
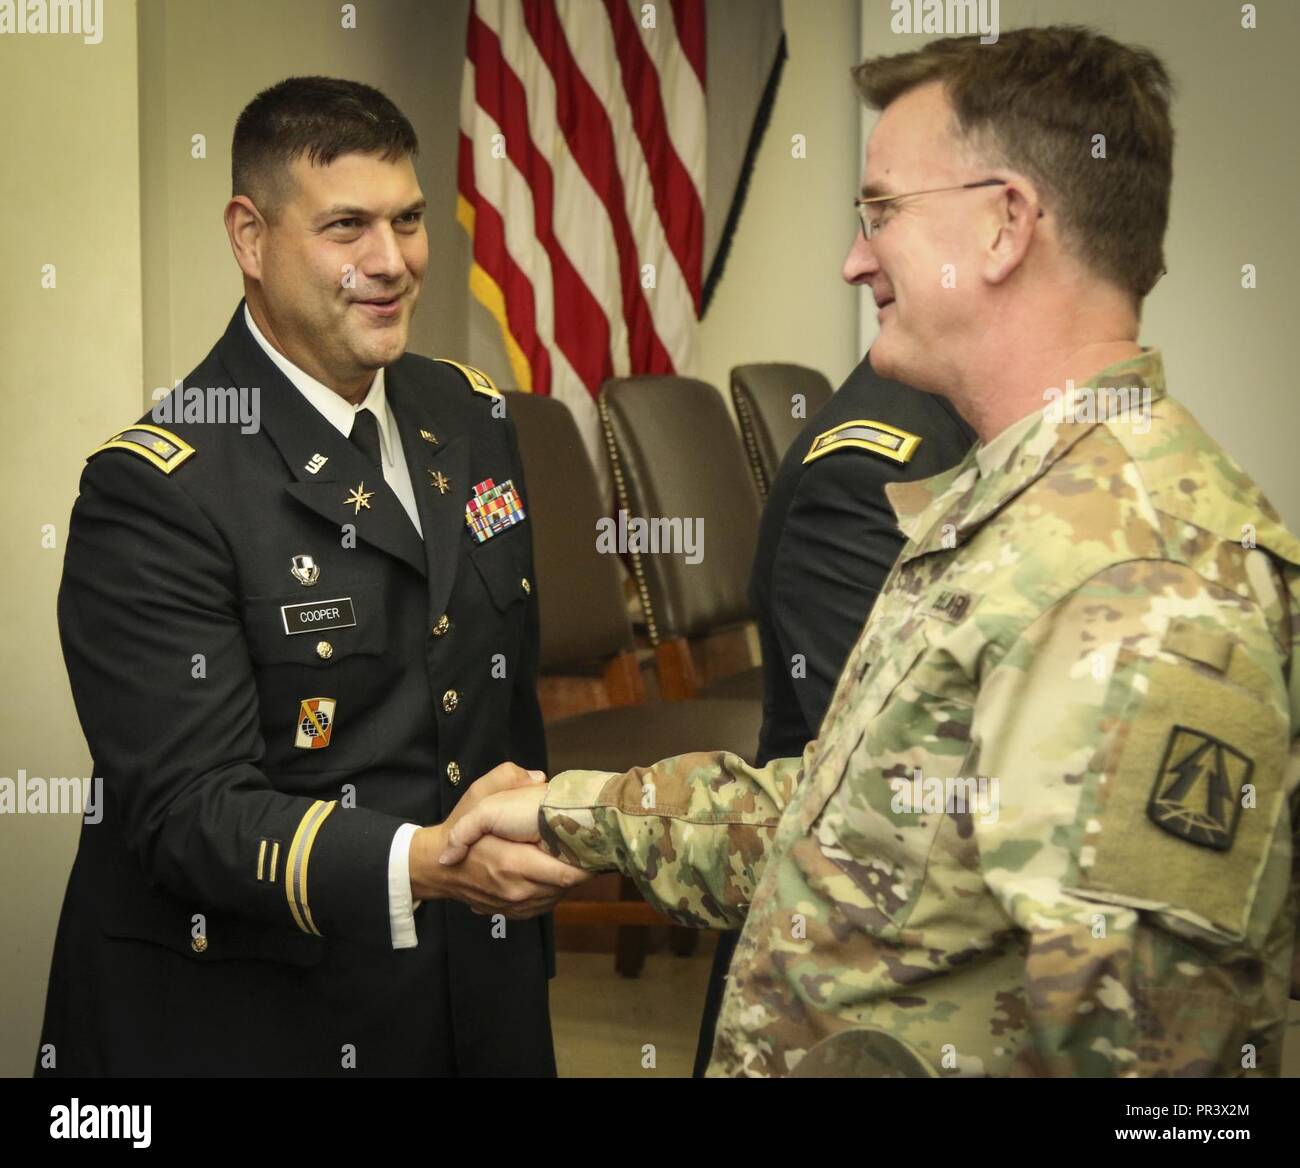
[409,763,593,918]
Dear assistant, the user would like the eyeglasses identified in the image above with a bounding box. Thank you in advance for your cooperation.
[855,178,1040,240]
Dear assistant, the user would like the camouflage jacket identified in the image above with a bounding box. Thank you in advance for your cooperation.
[541,349,1300,1076]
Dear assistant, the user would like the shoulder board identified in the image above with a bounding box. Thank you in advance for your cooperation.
[434,359,502,399]
[88,424,195,475]
[804,418,921,466]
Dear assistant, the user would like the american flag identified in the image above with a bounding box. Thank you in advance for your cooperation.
[457,0,707,469]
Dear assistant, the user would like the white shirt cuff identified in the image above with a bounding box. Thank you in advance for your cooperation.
[388,822,422,949]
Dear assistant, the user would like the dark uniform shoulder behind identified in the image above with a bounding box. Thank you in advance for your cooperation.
[797,356,975,477]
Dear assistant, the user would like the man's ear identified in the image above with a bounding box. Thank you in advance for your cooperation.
[983,181,1041,286]
[225,195,266,281]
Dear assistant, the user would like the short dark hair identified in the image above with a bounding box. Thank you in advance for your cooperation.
[853,25,1173,302]
[231,76,419,222]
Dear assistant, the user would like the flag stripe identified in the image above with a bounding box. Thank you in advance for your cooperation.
[670,0,706,89]
[554,0,696,372]
[602,0,703,311]
[466,17,613,394]
[524,0,674,376]
[476,3,629,380]
[456,130,552,394]
[634,0,706,198]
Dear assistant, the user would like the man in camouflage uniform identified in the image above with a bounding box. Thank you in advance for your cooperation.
[442,27,1300,1076]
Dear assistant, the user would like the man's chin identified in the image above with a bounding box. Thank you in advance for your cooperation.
[351,328,409,368]
[868,337,899,381]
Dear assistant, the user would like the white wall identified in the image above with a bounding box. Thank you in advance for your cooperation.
[0,0,144,1076]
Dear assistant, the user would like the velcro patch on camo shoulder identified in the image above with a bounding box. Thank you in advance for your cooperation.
[1072,646,1288,942]
[88,424,195,474]
[803,419,921,465]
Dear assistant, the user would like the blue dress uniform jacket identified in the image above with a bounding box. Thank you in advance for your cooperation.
[694,354,976,1074]
[37,303,555,1076]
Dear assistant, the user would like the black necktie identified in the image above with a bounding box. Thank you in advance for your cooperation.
[349,408,383,471]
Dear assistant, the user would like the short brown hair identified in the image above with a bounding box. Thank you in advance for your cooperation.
[232,76,419,223]
[853,25,1173,301]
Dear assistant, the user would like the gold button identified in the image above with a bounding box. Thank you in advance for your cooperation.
[191,935,208,954]
[521,577,531,595]
[432,614,450,637]
[446,760,461,785]
[316,640,334,659]
[442,689,459,714]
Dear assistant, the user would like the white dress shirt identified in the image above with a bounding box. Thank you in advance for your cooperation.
[244,304,423,949]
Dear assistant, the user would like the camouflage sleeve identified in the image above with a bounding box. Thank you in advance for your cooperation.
[971,560,1293,1076]
[539,751,803,929]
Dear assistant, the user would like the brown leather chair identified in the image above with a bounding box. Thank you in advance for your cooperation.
[507,390,761,973]
[730,363,834,497]
[598,376,764,702]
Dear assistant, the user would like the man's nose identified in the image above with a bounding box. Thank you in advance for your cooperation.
[360,225,408,281]
[842,231,879,285]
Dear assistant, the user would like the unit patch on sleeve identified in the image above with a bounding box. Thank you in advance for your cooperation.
[1147,726,1251,851]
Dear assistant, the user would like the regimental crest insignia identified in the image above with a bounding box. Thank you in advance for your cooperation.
[290,554,320,587]
[1147,725,1251,851]
[294,697,337,750]
[465,478,526,543]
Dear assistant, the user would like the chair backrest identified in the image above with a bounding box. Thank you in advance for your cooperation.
[730,363,834,496]
[599,376,759,644]
[505,392,633,670]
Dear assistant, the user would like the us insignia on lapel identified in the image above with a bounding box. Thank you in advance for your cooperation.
[294,698,336,749]
[465,478,526,543]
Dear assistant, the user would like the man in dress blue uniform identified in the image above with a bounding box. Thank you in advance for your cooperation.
[36,76,588,1077]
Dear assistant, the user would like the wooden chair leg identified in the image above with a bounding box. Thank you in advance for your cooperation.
[601,649,647,706]
[655,638,699,701]
[668,926,698,957]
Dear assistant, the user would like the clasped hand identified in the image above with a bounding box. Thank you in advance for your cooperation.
[412,763,589,919]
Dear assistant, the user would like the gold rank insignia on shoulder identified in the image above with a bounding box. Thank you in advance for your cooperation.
[804,419,921,466]
[88,423,195,474]
[1147,726,1251,851]
[435,358,502,399]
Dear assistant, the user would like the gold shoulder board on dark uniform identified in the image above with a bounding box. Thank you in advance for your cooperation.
[803,418,921,466]
[434,359,502,399]
[88,424,196,474]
